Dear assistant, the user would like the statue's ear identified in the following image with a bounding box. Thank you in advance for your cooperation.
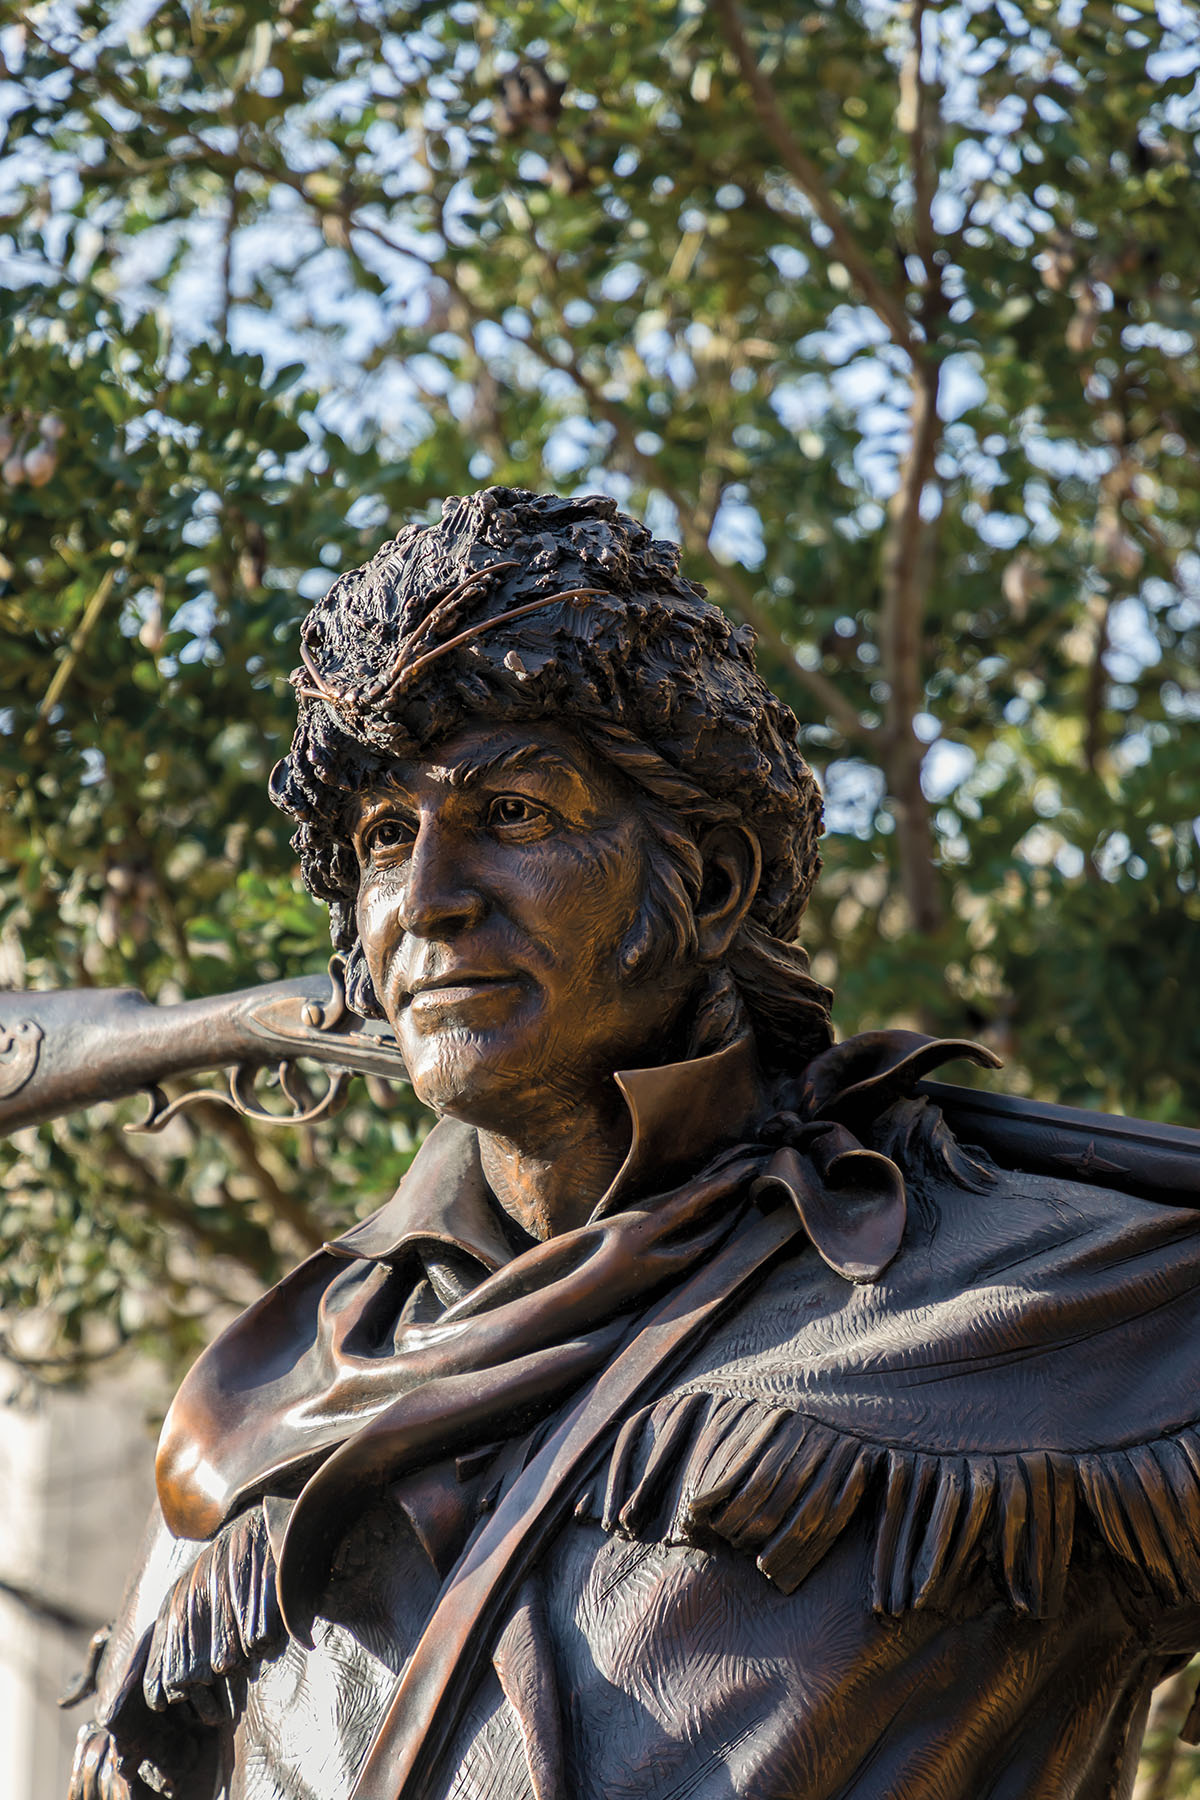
[695,825,761,963]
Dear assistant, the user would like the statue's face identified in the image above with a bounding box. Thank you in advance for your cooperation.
[351,719,699,1130]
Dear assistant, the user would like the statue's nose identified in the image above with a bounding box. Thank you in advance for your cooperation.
[399,819,486,937]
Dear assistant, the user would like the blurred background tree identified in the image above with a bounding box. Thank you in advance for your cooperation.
[3,0,1200,1780]
[1,0,1199,1402]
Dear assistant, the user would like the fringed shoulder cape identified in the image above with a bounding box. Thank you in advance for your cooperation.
[69,1035,1200,1800]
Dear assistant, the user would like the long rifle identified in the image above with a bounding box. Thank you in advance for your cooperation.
[1,967,1196,1205]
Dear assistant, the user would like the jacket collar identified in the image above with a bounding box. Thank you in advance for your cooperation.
[326,1033,766,1272]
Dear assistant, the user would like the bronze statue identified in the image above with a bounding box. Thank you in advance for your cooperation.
[32,487,1200,1798]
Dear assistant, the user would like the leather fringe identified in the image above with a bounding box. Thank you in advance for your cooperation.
[141,1505,283,1712]
[574,1391,1200,1620]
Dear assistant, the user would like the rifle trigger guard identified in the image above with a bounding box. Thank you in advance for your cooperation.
[123,958,396,1135]
[127,1062,352,1135]
[229,1060,352,1127]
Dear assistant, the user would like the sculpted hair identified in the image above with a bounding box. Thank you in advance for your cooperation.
[578,721,832,1070]
[272,487,834,1074]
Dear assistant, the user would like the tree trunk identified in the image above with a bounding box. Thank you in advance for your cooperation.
[878,361,945,936]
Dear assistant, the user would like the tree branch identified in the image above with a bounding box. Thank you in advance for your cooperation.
[1083,593,1112,775]
[219,172,239,344]
[385,216,872,744]
[178,1099,325,1254]
[24,510,147,749]
[0,1574,102,1637]
[902,0,939,294]
[878,357,945,934]
[101,1129,283,1280]
[25,566,118,747]
[712,0,922,361]
[1133,1666,1194,1800]
[550,345,869,735]
[865,4,949,935]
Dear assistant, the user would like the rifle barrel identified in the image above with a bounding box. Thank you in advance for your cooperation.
[922,1078,1200,1209]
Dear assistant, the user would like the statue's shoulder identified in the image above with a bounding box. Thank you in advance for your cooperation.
[579,1074,1200,1622]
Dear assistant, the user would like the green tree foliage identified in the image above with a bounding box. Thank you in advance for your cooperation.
[4,9,1200,1779]
[2,1,1199,1385]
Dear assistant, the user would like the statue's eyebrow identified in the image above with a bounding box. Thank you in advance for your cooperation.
[445,744,581,790]
[365,743,590,811]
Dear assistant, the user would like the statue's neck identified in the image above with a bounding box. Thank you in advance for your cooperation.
[476,1098,632,1241]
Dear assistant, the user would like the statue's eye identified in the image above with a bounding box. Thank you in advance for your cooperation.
[363,816,413,856]
[488,795,550,835]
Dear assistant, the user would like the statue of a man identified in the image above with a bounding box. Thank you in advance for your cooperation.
[71,490,1200,1800]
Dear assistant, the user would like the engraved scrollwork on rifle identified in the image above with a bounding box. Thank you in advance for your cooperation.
[128,959,357,1135]
[0,1017,44,1100]
[127,1062,354,1135]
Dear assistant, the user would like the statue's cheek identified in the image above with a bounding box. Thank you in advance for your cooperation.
[356,870,408,960]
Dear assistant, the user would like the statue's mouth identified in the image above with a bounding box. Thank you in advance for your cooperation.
[404,972,525,1013]
[408,970,518,994]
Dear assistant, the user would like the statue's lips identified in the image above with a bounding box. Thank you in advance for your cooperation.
[403,973,525,1015]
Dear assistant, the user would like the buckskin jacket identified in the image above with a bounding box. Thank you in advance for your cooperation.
[71,1031,1200,1800]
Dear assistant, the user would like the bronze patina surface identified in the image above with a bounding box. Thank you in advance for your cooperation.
[59,489,1200,1800]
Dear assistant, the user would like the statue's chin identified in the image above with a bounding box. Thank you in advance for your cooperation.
[404,1025,626,1138]
[402,1024,537,1130]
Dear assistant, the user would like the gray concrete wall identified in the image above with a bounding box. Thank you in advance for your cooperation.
[0,1367,161,1799]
